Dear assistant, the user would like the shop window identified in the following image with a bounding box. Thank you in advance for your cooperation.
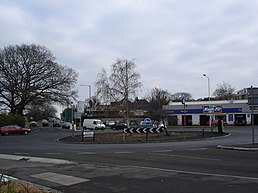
[228,114,233,122]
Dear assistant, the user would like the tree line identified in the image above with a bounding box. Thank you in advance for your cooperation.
[0,43,248,121]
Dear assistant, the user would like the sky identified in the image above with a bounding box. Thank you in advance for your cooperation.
[1,0,258,103]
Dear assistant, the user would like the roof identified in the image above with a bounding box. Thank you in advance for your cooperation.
[167,99,248,106]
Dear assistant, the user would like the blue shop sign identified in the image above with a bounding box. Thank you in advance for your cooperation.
[223,108,242,113]
[165,107,242,114]
[203,105,222,113]
[165,109,203,114]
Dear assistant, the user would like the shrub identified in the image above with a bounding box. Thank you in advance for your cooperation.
[0,114,25,127]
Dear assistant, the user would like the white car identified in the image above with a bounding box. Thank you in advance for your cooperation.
[41,119,49,127]
[29,121,37,127]
[106,120,115,126]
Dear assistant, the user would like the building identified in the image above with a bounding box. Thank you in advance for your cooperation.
[61,98,151,124]
[163,99,258,126]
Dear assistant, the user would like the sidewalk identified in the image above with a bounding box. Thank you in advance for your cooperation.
[217,143,258,151]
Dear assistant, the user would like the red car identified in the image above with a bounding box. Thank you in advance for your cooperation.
[0,125,31,136]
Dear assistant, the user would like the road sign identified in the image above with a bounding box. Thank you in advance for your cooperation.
[247,87,258,96]
[247,86,257,145]
[82,131,95,142]
[77,101,85,113]
[144,118,151,125]
[247,87,258,105]
[83,131,95,138]
[123,126,164,134]
[74,112,81,119]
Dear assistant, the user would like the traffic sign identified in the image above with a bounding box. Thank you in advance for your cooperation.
[123,126,164,134]
[144,118,151,125]
[247,87,258,96]
[247,87,258,105]
[247,86,257,145]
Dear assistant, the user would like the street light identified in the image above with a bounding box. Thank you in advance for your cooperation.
[203,74,211,128]
[81,84,92,117]
[71,101,74,137]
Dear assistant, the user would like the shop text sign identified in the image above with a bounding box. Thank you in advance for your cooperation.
[203,105,222,113]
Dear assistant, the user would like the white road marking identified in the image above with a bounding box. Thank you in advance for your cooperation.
[152,150,173,153]
[13,152,29,155]
[31,172,89,186]
[189,148,208,151]
[77,152,96,155]
[115,151,134,154]
[149,153,221,161]
[131,165,258,181]
[0,154,77,164]
[45,153,62,155]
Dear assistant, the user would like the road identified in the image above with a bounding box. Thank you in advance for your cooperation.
[0,126,258,193]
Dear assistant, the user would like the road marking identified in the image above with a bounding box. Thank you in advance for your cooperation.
[77,152,96,155]
[13,152,29,155]
[115,151,134,154]
[0,154,77,165]
[149,153,221,161]
[189,148,208,151]
[131,165,258,181]
[31,172,89,186]
[45,153,62,155]
[152,150,173,153]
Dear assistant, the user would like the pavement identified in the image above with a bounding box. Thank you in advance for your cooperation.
[0,173,62,193]
[217,143,258,151]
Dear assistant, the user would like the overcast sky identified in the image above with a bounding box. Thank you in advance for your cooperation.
[1,0,258,102]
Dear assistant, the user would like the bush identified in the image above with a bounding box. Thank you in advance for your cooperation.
[0,114,25,127]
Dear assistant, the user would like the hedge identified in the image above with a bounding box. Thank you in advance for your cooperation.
[0,114,25,127]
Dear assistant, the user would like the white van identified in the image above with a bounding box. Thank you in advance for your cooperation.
[83,119,105,130]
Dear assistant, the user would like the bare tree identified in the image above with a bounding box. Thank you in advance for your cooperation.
[213,82,235,100]
[171,92,193,102]
[236,88,248,99]
[26,103,58,121]
[146,88,171,120]
[0,44,78,115]
[95,58,142,119]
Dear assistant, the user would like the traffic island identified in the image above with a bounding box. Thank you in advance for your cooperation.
[217,144,258,151]
[58,131,227,144]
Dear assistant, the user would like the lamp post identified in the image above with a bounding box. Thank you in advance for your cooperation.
[81,84,92,117]
[203,74,211,128]
[182,98,187,127]
[71,101,74,137]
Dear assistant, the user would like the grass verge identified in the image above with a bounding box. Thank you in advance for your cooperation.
[1,174,50,193]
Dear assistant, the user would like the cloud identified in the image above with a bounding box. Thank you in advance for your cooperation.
[1,0,258,101]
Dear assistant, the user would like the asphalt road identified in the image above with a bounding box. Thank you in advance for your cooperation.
[1,126,258,193]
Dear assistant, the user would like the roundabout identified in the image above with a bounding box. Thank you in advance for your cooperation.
[58,130,227,144]
[1,127,258,193]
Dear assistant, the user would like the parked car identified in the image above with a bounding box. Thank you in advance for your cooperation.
[29,121,37,127]
[41,119,49,127]
[110,122,127,130]
[62,122,72,129]
[0,125,31,136]
[53,120,61,127]
[105,120,116,127]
